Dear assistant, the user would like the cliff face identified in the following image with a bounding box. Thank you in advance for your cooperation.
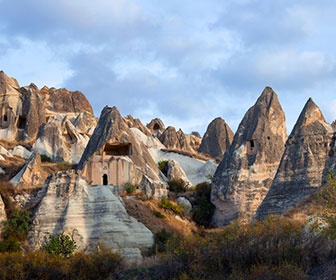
[211,87,287,226]
[0,71,94,143]
[28,170,154,263]
[255,98,335,220]
[198,117,234,160]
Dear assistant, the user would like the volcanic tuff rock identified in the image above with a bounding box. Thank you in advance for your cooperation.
[11,151,45,188]
[332,120,336,131]
[77,106,168,198]
[166,159,193,189]
[147,118,165,137]
[211,87,287,226]
[198,117,234,160]
[0,71,94,143]
[255,98,335,220]
[33,114,92,164]
[0,195,6,234]
[28,170,154,263]
[125,115,152,136]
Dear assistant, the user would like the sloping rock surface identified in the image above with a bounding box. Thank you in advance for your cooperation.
[166,159,192,188]
[77,106,168,198]
[28,170,154,263]
[255,98,334,220]
[11,151,45,188]
[198,117,234,160]
[211,87,287,226]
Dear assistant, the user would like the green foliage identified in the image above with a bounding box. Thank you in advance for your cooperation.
[191,182,215,227]
[124,182,138,194]
[154,229,174,253]
[43,234,77,259]
[167,179,187,193]
[153,210,166,219]
[159,197,183,215]
[0,238,22,253]
[2,209,32,241]
[40,154,52,162]
[57,161,72,171]
[0,248,124,280]
[158,160,168,175]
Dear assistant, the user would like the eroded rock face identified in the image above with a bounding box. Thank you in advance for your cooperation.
[28,170,154,263]
[11,151,45,188]
[33,115,91,164]
[332,120,336,131]
[211,87,287,226]
[147,118,165,137]
[198,117,234,160]
[0,195,6,235]
[0,71,94,143]
[166,159,192,188]
[255,98,334,220]
[125,115,151,136]
[77,106,168,198]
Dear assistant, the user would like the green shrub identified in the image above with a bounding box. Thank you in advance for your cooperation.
[2,209,32,241]
[168,179,187,193]
[43,234,77,259]
[159,197,183,215]
[154,229,174,253]
[191,182,215,228]
[0,238,22,253]
[153,210,166,219]
[40,154,52,162]
[124,182,137,194]
[158,160,168,176]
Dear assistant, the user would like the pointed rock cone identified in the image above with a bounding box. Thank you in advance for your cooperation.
[211,87,287,227]
[255,98,334,220]
[77,106,168,198]
[198,117,234,160]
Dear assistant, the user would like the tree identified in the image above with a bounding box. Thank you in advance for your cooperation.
[44,234,77,258]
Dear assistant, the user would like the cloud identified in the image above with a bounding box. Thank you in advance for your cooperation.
[0,0,336,135]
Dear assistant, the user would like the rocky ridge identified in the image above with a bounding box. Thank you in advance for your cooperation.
[211,87,287,226]
[255,98,335,220]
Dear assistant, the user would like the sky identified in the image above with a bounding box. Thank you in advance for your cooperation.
[0,0,335,135]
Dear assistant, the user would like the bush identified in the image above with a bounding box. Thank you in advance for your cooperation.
[2,209,32,241]
[154,229,174,253]
[43,234,77,259]
[191,182,215,228]
[158,160,168,176]
[153,210,166,219]
[40,154,52,162]
[159,198,183,215]
[168,179,187,193]
[124,182,137,195]
[0,238,22,253]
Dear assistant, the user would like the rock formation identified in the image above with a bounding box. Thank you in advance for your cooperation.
[10,151,45,188]
[255,98,334,220]
[28,170,154,263]
[166,159,192,188]
[198,117,234,160]
[0,195,6,234]
[125,115,151,136]
[0,71,94,143]
[11,145,32,159]
[211,87,287,226]
[77,106,168,198]
[332,120,336,131]
[33,114,92,164]
[147,118,165,137]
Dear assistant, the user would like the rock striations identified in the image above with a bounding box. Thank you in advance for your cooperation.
[255,98,335,220]
[77,106,168,198]
[211,87,287,226]
[198,117,234,160]
[28,170,154,263]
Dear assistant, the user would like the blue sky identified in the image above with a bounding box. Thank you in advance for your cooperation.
[0,0,335,135]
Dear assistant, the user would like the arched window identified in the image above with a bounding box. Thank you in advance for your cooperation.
[153,123,160,130]
[103,174,108,185]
